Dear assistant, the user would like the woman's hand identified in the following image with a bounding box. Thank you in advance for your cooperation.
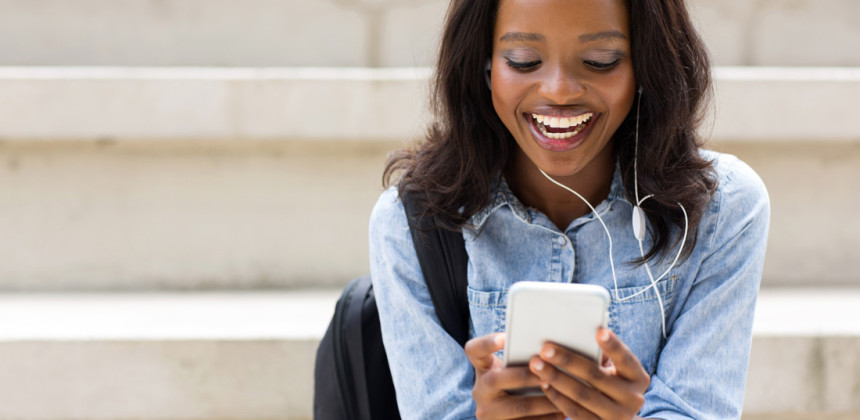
[465,332,564,420]
[528,328,650,420]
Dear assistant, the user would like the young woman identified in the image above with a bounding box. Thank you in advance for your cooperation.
[369,0,770,418]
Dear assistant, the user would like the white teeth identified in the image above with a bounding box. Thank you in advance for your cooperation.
[536,117,587,140]
[530,112,593,141]
[532,112,593,129]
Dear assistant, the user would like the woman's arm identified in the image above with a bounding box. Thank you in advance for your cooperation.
[372,188,565,420]
[638,157,771,419]
[369,188,477,419]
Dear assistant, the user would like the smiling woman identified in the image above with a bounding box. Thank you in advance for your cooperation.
[370,0,770,419]
[490,0,636,230]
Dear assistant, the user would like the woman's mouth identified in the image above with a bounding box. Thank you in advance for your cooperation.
[526,112,598,152]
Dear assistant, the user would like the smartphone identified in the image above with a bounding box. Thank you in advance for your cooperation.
[502,281,610,395]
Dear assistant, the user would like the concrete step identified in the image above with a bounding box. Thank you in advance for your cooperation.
[0,287,857,419]
[0,290,338,420]
[0,0,858,67]
[1,66,858,142]
[0,67,857,290]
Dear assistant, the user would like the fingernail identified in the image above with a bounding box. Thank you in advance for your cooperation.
[532,360,544,371]
[542,347,555,358]
[494,334,504,346]
[541,382,550,390]
[600,329,611,342]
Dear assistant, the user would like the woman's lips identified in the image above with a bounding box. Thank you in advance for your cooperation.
[525,112,599,152]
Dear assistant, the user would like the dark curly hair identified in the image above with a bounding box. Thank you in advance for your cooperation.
[384,0,717,262]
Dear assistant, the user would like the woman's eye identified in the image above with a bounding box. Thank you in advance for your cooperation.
[506,59,541,71]
[584,59,621,71]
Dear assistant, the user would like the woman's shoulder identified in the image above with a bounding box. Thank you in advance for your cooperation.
[371,185,404,217]
[702,149,769,210]
[369,186,411,242]
[698,149,771,249]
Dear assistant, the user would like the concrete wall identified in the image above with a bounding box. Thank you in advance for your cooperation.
[0,0,858,67]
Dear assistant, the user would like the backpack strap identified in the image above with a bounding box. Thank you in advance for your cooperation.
[401,192,471,348]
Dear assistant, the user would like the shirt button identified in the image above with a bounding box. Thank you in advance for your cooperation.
[557,236,567,245]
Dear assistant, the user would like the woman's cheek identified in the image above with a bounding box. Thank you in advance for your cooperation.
[491,83,519,128]
[491,72,531,125]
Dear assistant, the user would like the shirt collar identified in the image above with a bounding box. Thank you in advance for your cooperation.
[466,163,628,230]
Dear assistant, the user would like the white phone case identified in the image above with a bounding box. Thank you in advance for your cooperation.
[502,281,610,395]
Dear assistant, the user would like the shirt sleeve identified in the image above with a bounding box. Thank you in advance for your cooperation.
[368,187,477,419]
[640,157,771,419]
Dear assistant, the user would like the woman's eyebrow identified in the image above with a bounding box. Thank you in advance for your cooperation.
[499,32,545,43]
[579,30,627,43]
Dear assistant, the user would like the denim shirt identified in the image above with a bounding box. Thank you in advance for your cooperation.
[369,150,770,420]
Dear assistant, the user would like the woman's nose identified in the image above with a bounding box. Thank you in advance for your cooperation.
[537,66,586,104]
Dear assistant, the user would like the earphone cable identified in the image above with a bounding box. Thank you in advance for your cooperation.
[537,168,622,301]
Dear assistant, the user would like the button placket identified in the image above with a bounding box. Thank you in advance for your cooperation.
[563,235,575,283]
[549,233,564,282]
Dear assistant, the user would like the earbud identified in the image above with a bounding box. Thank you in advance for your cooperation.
[485,60,492,89]
[638,85,643,94]
[632,206,646,241]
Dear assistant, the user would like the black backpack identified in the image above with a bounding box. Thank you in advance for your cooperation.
[313,193,470,420]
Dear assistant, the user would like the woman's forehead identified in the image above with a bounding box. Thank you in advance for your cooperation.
[494,0,630,40]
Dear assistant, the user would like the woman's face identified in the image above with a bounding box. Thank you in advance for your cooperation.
[491,0,635,178]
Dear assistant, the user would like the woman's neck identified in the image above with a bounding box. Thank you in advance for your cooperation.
[505,148,615,231]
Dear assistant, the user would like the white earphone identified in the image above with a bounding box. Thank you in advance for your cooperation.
[537,86,688,339]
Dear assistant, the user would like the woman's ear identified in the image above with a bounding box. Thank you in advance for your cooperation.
[485,60,492,90]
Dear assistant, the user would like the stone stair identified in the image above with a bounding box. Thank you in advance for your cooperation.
[1,288,858,419]
[1,0,858,67]
[0,66,858,419]
[0,0,858,418]
[0,67,857,291]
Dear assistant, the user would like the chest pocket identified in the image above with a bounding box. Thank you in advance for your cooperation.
[467,286,508,338]
[608,276,677,375]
